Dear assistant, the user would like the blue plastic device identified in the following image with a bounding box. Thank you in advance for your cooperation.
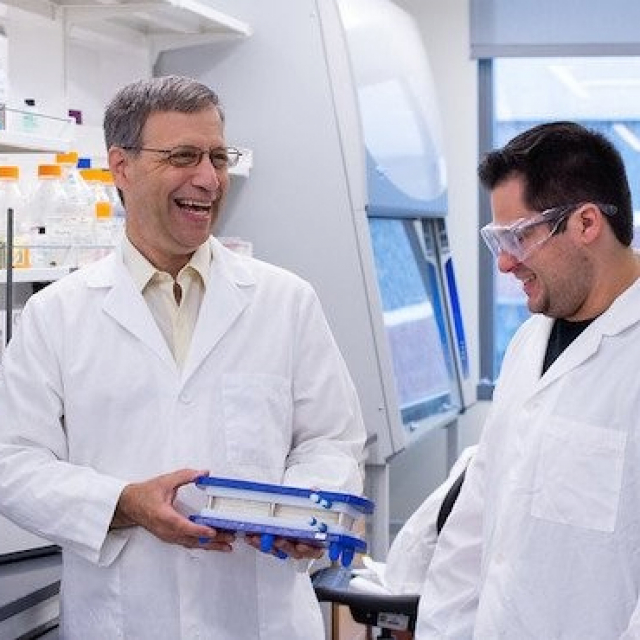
[190,476,374,567]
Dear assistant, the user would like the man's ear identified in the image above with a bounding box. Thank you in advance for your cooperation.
[108,147,129,191]
[577,203,603,245]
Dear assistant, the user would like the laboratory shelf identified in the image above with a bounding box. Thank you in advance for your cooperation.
[232,147,253,177]
[0,108,75,154]
[0,130,71,154]
[0,267,72,284]
[4,0,252,60]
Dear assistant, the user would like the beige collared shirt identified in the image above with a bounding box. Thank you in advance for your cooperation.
[122,236,211,369]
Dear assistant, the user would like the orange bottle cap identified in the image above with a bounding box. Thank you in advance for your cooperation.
[55,151,79,165]
[38,164,62,177]
[101,170,115,184]
[80,168,102,182]
[0,165,19,179]
[95,201,112,219]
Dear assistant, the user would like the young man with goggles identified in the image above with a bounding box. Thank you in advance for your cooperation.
[417,121,640,639]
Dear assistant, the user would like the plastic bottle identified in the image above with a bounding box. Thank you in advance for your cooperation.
[80,168,110,207]
[27,164,72,267]
[0,166,28,268]
[56,151,92,213]
[22,98,38,134]
[93,200,118,260]
[0,166,25,238]
[100,169,126,221]
[56,151,95,255]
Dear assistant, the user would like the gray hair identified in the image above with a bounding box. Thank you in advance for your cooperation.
[103,75,224,150]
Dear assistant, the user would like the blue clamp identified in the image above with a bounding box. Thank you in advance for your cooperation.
[328,541,355,567]
[310,492,332,509]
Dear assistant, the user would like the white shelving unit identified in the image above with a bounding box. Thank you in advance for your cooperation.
[2,0,252,63]
[0,131,68,153]
[0,2,254,166]
[0,108,75,154]
[0,266,71,284]
[232,147,253,177]
[0,0,254,330]
[0,128,73,154]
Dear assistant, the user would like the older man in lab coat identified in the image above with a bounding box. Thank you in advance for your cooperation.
[0,76,366,639]
[417,122,640,639]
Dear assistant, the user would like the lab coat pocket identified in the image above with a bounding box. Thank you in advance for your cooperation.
[531,418,626,532]
[223,373,292,469]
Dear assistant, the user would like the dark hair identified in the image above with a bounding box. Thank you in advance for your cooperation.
[103,75,224,151]
[478,121,633,246]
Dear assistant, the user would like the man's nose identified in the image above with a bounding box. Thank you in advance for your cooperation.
[192,156,222,190]
[496,250,520,273]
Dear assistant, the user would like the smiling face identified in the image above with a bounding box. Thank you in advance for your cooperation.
[108,107,229,277]
[491,175,595,320]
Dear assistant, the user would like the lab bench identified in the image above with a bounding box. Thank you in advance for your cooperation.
[0,549,61,639]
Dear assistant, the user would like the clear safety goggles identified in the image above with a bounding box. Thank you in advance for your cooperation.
[480,203,617,262]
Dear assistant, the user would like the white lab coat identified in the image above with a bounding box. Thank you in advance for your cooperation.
[417,276,640,640]
[0,237,366,639]
[349,447,475,597]
[382,446,476,595]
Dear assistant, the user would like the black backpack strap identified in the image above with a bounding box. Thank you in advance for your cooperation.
[436,467,467,535]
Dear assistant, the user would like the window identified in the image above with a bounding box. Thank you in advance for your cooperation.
[368,217,463,435]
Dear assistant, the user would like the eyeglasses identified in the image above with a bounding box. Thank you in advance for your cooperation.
[480,203,617,262]
[122,145,242,170]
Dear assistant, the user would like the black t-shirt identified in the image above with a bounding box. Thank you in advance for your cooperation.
[541,317,596,375]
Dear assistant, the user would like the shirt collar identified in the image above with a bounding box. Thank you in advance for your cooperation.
[122,235,212,292]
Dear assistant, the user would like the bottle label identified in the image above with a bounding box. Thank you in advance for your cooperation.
[0,243,30,269]
[12,245,30,268]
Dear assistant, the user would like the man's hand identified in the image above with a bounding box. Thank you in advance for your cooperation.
[111,468,235,551]
[244,534,324,560]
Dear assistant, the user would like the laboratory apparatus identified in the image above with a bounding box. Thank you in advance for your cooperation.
[191,476,374,567]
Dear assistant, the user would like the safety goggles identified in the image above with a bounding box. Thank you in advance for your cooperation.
[480,203,617,262]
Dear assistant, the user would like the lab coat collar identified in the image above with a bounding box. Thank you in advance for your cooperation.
[83,238,256,289]
[182,238,256,381]
[81,238,257,383]
[534,275,640,393]
[83,249,177,371]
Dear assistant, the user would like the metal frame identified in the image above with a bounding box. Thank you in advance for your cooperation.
[477,59,497,400]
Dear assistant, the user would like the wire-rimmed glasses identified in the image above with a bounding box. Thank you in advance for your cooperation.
[122,145,242,170]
